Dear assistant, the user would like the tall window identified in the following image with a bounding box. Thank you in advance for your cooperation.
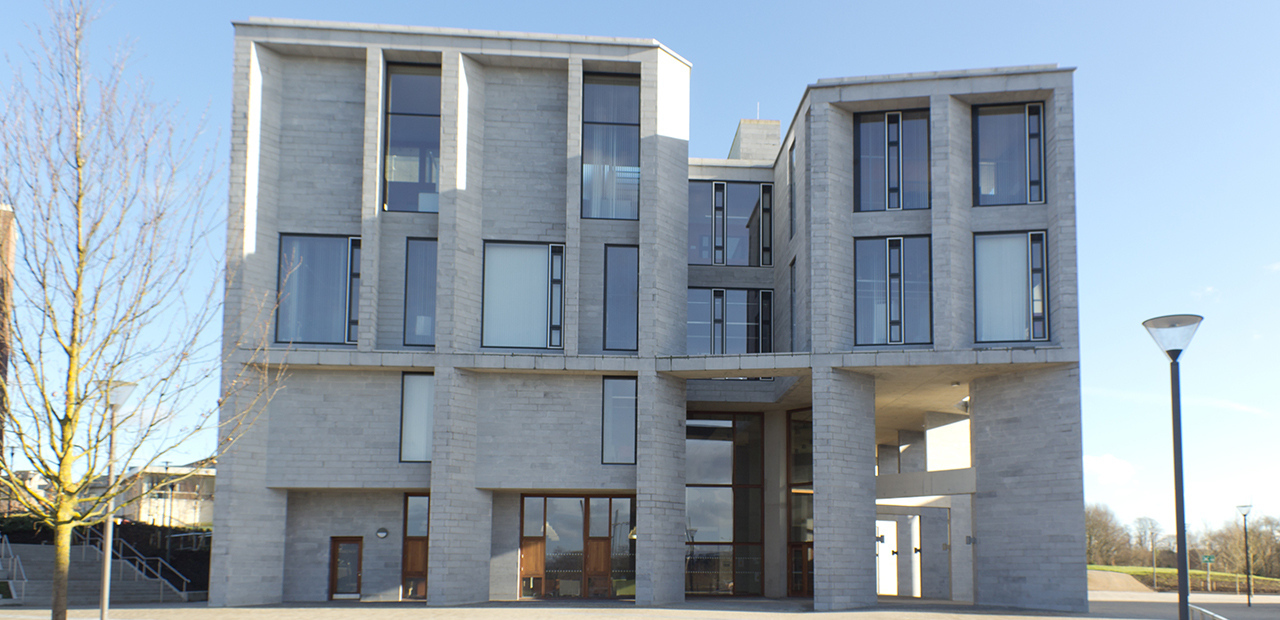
[787,409,813,597]
[789,260,796,351]
[402,494,430,599]
[400,374,434,462]
[687,182,772,266]
[482,243,565,349]
[855,110,929,211]
[277,235,360,344]
[604,246,639,351]
[404,239,437,346]
[974,232,1048,342]
[384,66,441,212]
[974,103,1044,206]
[687,289,772,355]
[582,74,640,220]
[788,144,796,238]
[855,236,932,345]
[685,413,763,595]
[601,377,637,464]
[520,495,635,598]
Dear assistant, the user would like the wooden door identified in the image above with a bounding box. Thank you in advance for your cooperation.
[585,538,612,598]
[402,538,428,599]
[329,537,362,600]
[520,537,545,597]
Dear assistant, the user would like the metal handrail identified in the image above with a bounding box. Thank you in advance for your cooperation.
[73,528,191,599]
[0,534,26,603]
[1189,604,1230,620]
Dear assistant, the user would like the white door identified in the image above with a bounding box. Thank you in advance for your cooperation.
[876,520,898,595]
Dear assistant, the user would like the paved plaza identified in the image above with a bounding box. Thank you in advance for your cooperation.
[0,593,1276,620]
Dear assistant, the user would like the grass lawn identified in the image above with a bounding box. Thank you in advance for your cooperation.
[1090,565,1280,594]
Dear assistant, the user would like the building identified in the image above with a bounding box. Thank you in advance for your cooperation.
[116,463,216,528]
[213,18,1084,612]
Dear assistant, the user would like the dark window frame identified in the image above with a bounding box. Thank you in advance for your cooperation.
[600,376,638,465]
[687,288,774,355]
[972,102,1046,207]
[688,181,773,267]
[398,372,435,463]
[853,235,934,346]
[788,144,796,239]
[518,493,637,599]
[382,63,442,213]
[275,233,360,346]
[581,72,641,221]
[972,230,1050,343]
[479,241,567,350]
[403,237,439,347]
[854,109,931,212]
[603,244,640,352]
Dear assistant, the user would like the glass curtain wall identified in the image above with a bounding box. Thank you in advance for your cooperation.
[687,181,772,266]
[685,413,764,595]
[520,495,636,599]
[788,410,814,597]
[583,75,640,219]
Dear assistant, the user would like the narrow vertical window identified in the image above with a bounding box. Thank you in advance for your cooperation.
[713,182,726,265]
[886,113,901,210]
[404,239,438,346]
[856,110,929,212]
[759,184,773,266]
[384,66,441,212]
[582,74,640,219]
[602,377,637,464]
[604,245,639,351]
[855,237,932,345]
[346,238,361,343]
[789,260,797,351]
[400,374,435,462]
[975,103,1045,206]
[277,235,355,345]
[759,291,773,354]
[788,145,796,238]
[687,289,713,355]
[975,232,1048,342]
[712,289,725,354]
[482,243,565,349]
[688,181,714,265]
[549,246,564,349]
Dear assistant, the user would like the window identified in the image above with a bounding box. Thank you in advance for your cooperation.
[974,103,1044,206]
[855,110,929,211]
[384,66,441,212]
[854,236,932,345]
[520,495,635,598]
[687,289,772,355]
[789,260,796,352]
[687,182,773,266]
[788,144,796,238]
[601,377,637,464]
[482,243,565,349]
[582,74,640,219]
[974,231,1048,342]
[685,413,763,595]
[400,374,434,462]
[277,235,360,344]
[604,245,639,351]
[404,239,437,346]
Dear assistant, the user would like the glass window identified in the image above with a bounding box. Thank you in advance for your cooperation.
[400,374,434,462]
[604,246,638,351]
[856,110,929,212]
[688,181,772,267]
[482,243,564,349]
[404,239,437,346]
[685,413,764,596]
[384,66,441,212]
[788,144,796,238]
[687,288,773,355]
[583,75,640,220]
[688,182,713,265]
[975,103,1045,206]
[602,377,637,464]
[789,260,797,351]
[277,235,357,344]
[405,495,429,537]
[855,236,931,345]
[975,232,1048,342]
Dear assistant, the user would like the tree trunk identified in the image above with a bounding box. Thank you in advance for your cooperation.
[52,521,72,620]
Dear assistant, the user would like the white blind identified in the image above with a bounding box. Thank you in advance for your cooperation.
[483,243,549,348]
[975,234,1029,342]
[401,374,435,462]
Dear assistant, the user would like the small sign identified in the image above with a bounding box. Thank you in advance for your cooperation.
[1203,555,1215,563]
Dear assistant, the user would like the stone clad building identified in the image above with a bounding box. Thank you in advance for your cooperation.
[212,18,1085,613]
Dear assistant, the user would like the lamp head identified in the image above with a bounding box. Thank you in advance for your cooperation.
[1142,314,1203,361]
[1238,505,1252,517]
[98,380,137,409]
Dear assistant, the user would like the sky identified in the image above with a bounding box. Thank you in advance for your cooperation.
[2,0,1277,536]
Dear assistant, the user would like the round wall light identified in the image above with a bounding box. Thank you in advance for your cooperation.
[376,527,389,539]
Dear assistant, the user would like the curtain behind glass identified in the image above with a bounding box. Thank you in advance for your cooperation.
[405,239,437,345]
[277,236,348,343]
[483,244,549,348]
[602,378,637,464]
[975,234,1029,341]
[977,106,1027,205]
[400,374,434,461]
[583,124,640,219]
[604,246,639,351]
[687,182,714,264]
[855,239,888,344]
[900,111,930,210]
[902,237,932,344]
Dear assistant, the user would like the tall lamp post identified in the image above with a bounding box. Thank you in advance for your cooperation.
[1238,505,1253,607]
[1143,314,1203,620]
[98,381,135,620]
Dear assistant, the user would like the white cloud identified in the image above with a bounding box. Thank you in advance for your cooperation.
[1268,262,1280,272]
[1084,453,1137,486]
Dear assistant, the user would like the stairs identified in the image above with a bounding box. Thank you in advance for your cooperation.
[9,543,187,606]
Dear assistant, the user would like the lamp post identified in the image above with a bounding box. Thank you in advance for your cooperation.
[1142,314,1203,620]
[98,380,136,620]
[1238,505,1252,607]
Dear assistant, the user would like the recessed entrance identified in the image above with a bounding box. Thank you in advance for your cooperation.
[328,536,362,600]
[402,494,429,599]
[519,495,636,598]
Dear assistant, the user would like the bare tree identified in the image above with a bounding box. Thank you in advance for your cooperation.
[0,2,277,617]
[1086,503,1129,566]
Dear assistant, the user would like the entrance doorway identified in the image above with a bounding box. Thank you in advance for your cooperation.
[787,409,813,597]
[520,495,636,598]
[328,537,362,600]
[402,494,429,599]
[876,520,898,595]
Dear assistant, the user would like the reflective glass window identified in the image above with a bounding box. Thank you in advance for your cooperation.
[604,246,639,351]
[583,75,640,219]
[277,235,355,344]
[975,104,1045,206]
[384,67,441,212]
[404,239,437,346]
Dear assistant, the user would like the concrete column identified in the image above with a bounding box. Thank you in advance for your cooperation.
[562,58,583,356]
[805,102,855,353]
[356,47,383,352]
[929,95,974,349]
[427,367,492,604]
[898,430,926,473]
[436,51,485,353]
[896,515,918,597]
[877,443,899,475]
[811,367,876,610]
[949,493,975,602]
[488,491,521,601]
[920,506,950,599]
[634,370,685,605]
[970,365,1086,612]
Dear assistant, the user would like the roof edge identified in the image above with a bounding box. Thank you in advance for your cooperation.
[812,64,1072,88]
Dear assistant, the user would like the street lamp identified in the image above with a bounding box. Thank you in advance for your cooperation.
[98,380,135,620]
[1238,505,1253,607]
[1142,314,1203,620]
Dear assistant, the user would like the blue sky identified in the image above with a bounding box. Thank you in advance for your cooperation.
[4,0,1276,535]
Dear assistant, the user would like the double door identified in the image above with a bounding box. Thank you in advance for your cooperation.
[519,495,635,598]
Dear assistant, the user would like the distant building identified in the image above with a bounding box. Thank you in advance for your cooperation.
[117,463,216,528]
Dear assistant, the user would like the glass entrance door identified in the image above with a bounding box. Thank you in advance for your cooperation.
[788,409,813,597]
[401,494,429,599]
[520,495,636,598]
[328,537,362,600]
